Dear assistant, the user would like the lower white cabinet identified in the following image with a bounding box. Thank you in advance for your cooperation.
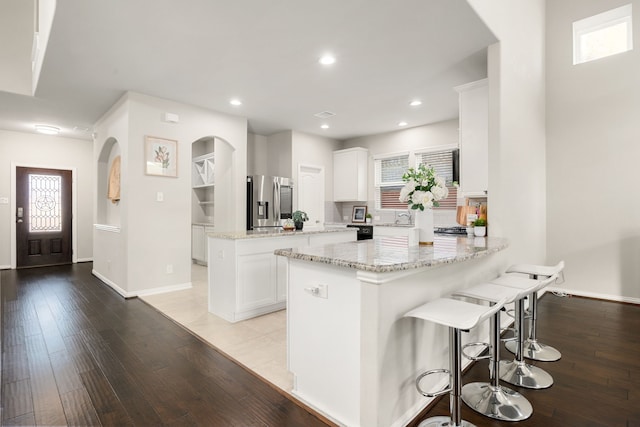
[192,224,215,265]
[208,230,356,322]
[373,226,414,237]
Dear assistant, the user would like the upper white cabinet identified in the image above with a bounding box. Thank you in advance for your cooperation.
[455,79,488,197]
[333,147,368,201]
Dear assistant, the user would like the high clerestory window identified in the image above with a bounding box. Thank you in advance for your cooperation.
[573,4,633,65]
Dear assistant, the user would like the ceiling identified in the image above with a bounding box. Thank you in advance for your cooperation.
[0,0,496,141]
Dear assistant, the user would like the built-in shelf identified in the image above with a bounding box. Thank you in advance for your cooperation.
[192,152,215,216]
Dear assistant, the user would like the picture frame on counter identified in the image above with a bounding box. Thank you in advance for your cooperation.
[145,135,178,177]
[352,206,367,223]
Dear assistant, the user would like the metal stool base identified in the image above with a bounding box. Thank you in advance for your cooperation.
[505,339,561,362]
[417,416,476,427]
[499,360,553,389]
[462,382,532,422]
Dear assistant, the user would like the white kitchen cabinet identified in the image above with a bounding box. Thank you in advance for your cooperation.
[455,79,488,197]
[192,224,214,265]
[373,226,414,237]
[333,147,368,201]
[208,229,357,322]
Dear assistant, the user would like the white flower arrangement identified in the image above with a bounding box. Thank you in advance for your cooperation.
[399,163,449,210]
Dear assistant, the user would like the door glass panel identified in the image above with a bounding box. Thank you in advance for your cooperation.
[29,174,62,232]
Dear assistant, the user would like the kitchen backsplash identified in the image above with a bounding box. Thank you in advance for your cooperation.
[326,202,458,226]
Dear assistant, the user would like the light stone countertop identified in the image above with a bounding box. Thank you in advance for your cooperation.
[207,227,356,240]
[324,221,413,227]
[274,235,508,273]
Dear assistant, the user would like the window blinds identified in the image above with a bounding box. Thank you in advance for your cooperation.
[374,154,409,209]
[416,149,458,209]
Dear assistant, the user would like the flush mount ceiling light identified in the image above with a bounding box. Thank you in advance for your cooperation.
[409,100,423,106]
[398,121,408,127]
[35,125,60,135]
[319,54,336,65]
[229,99,242,106]
[321,124,329,129]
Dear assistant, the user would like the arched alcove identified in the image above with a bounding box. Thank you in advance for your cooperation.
[97,137,121,226]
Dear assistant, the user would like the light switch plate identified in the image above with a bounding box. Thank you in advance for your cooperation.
[0,197,8,204]
[156,192,164,202]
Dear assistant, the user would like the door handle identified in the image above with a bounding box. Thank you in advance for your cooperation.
[17,206,23,223]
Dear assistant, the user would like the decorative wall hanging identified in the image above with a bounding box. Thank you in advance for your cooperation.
[107,155,121,203]
[145,136,178,177]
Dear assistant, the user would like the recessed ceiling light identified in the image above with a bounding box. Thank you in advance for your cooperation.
[398,121,408,127]
[35,125,60,135]
[319,54,336,65]
[409,100,422,106]
[230,99,242,106]
[321,124,329,129]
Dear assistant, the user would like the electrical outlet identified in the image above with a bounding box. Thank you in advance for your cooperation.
[156,192,164,202]
[343,215,349,221]
[374,216,380,221]
[218,250,224,259]
[166,264,173,274]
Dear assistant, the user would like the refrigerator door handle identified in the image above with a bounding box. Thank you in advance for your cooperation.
[274,179,280,221]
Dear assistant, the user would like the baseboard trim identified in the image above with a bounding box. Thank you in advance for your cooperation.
[76,258,93,263]
[136,282,192,297]
[0,264,11,270]
[547,286,640,305]
[92,269,135,298]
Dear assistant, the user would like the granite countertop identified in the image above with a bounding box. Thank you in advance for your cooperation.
[274,235,508,273]
[208,227,357,240]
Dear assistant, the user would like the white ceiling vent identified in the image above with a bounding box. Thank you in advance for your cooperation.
[314,111,336,119]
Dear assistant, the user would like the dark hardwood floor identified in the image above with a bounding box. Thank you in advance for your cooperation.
[1,263,334,427]
[409,291,640,427]
[2,263,639,426]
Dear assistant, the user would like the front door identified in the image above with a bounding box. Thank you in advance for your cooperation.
[16,167,72,268]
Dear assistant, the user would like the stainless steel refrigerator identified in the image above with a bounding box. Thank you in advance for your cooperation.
[246,175,293,230]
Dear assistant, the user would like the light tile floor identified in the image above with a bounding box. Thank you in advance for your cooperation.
[140,264,293,392]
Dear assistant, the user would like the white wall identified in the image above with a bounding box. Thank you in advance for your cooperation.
[546,0,640,302]
[93,92,247,296]
[292,130,342,204]
[467,0,547,267]
[0,129,94,268]
[247,132,268,176]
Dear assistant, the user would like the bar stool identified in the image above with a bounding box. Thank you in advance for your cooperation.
[405,296,508,427]
[451,282,538,422]
[503,261,565,362]
[490,274,559,389]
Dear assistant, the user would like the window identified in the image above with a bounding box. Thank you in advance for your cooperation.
[573,4,633,65]
[374,153,409,209]
[415,149,458,209]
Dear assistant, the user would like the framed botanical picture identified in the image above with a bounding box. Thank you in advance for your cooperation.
[352,206,367,223]
[145,136,178,177]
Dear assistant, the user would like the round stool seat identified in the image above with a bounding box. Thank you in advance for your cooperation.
[506,261,564,278]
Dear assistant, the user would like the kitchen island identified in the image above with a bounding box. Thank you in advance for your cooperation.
[275,235,509,427]
[207,227,356,322]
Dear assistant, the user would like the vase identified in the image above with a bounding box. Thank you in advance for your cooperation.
[294,221,303,231]
[414,208,434,246]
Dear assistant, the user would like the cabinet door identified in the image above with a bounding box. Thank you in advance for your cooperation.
[458,80,488,196]
[333,149,368,201]
[191,225,205,262]
[237,253,277,311]
[333,151,357,201]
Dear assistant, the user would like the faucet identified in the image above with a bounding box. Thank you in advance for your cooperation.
[395,211,412,225]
